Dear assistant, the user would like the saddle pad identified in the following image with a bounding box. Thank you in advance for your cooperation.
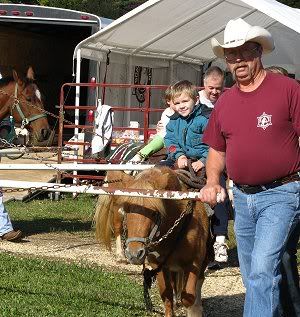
[107,142,144,163]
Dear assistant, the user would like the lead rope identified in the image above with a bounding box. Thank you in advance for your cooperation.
[8,84,23,143]
[143,264,160,311]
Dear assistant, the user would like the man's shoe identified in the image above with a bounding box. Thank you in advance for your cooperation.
[1,230,22,242]
[213,241,229,263]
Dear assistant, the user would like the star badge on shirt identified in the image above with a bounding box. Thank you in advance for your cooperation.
[257,112,272,130]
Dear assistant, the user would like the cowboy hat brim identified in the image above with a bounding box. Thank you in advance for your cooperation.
[211,26,275,58]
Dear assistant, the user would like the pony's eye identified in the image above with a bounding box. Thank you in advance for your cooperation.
[26,97,31,102]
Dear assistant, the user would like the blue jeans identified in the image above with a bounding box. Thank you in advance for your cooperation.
[233,181,300,317]
[0,195,13,236]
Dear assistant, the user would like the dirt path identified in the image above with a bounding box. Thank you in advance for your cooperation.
[0,152,57,202]
[0,232,245,316]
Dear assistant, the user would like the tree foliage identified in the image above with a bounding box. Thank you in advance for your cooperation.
[2,0,146,18]
[2,0,300,18]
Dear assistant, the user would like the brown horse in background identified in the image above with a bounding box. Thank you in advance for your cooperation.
[95,167,210,317]
[0,66,51,145]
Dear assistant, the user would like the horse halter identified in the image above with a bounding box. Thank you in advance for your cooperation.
[11,83,47,129]
[124,210,162,249]
[123,200,195,258]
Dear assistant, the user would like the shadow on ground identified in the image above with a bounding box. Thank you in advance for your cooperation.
[203,293,244,317]
[228,246,239,267]
[13,218,93,236]
[152,293,245,317]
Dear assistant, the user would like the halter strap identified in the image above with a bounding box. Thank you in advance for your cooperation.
[125,214,161,248]
[12,83,46,128]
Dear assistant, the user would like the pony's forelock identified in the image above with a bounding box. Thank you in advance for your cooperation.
[124,178,166,217]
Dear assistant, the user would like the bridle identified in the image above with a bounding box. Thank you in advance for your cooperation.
[10,83,47,129]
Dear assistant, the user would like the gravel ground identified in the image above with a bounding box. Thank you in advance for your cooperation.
[0,232,245,316]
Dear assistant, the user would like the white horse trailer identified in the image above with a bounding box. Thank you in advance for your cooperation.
[0,3,112,133]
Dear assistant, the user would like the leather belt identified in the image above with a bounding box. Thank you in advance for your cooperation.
[235,171,300,194]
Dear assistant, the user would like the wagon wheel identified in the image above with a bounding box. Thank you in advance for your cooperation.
[5,151,25,160]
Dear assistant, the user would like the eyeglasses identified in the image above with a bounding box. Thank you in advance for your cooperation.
[224,46,259,63]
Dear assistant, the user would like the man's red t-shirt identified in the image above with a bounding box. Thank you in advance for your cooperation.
[203,72,300,185]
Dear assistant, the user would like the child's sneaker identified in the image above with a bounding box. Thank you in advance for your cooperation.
[129,152,144,163]
[213,241,229,263]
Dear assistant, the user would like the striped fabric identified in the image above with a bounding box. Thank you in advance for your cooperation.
[106,142,144,164]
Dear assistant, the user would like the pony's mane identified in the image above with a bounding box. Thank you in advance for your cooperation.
[116,167,186,217]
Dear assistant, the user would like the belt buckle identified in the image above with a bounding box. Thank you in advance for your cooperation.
[239,184,263,194]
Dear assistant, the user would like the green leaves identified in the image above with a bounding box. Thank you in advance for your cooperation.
[4,1,299,19]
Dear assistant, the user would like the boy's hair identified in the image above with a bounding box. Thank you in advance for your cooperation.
[164,85,173,103]
[265,66,289,77]
[169,80,198,102]
[203,66,224,83]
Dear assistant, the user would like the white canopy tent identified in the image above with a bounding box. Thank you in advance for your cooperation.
[74,0,300,77]
[71,0,300,131]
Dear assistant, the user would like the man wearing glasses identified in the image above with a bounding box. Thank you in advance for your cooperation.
[200,18,300,317]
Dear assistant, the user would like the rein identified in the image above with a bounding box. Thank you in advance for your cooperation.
[175,161,206,189]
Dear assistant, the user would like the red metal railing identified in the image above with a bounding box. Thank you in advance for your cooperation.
[57,82,170,180]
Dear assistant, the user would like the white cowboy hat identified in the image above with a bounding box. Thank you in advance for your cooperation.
[211,18,275,58]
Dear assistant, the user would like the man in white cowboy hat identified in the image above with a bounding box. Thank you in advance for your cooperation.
[200,18,300,317]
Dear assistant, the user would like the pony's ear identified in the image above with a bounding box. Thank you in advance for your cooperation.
[12,70,19,82]
[12,69,24,86]
[27,66,35,80]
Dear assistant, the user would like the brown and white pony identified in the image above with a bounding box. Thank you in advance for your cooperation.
[0,67,51,145]
[95,166,210,317]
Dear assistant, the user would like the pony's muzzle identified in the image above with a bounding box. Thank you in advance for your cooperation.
[125,244,146,265]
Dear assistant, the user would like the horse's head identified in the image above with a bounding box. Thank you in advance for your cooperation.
[0,67,51,144]
[120,167,182,265]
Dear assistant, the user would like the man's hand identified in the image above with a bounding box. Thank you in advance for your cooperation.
[200,183,226,206]
[177,155,188,168]
[191,160,204,172]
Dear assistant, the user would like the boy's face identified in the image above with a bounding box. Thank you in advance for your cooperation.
[173,92,197,117]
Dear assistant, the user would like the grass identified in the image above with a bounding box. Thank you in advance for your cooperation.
[0,253,149,317]
[6,194,97,236]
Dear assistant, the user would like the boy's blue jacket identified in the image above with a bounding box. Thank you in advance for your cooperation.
[164,104,209,163]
